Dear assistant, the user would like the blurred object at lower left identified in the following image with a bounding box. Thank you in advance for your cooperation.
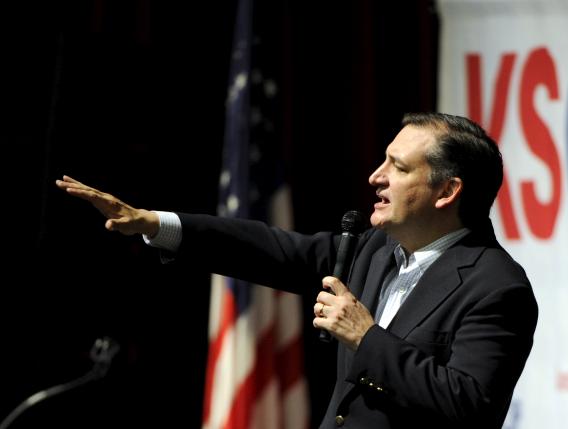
[0,337,120,429]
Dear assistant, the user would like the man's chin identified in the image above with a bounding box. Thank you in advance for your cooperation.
[370,214,389,230]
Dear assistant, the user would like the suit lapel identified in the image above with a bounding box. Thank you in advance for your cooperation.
[387,240,485,339]
[359,242,397,315]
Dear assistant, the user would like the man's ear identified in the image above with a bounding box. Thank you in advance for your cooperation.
[435,177,463,209]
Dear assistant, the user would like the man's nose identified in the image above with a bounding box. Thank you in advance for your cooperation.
[369,165,387,186]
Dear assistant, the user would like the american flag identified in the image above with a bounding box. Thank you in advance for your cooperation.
[201,0,309,428]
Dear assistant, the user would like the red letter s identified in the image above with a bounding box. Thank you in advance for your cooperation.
[519,47,563,239]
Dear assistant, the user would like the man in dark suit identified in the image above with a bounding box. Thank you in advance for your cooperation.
[57,112,538,428]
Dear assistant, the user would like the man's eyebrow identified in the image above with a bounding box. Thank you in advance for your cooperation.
[386,151,407,167]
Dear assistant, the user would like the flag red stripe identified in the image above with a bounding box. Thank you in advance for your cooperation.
[223,321,277,429]
[203,287,238,423]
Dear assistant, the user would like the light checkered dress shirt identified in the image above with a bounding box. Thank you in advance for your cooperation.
[375,228,470,328]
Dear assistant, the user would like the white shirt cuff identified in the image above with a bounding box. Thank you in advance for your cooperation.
[142,211,182,252]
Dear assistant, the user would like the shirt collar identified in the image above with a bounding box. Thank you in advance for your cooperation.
[394,228,470,271]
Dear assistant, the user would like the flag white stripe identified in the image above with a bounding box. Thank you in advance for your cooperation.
[208,274,226,340]
[283,379,310,429]
[250,379,281,429]
[251,286,277,337]
[276,292,303,349]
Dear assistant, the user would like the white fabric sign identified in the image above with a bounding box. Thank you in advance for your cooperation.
[438,1,568,427]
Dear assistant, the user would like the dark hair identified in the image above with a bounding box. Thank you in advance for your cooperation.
[401,112,503,229]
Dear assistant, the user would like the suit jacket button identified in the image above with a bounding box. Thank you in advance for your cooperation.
[335,415,345,426]
[359,377,370,385]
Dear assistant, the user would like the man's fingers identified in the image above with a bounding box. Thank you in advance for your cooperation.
[316,290,335,306]
[105,218,132,234]
[64,186,100,202]
[313,302,326,318]
[62,175,81,185]
[57,175,99,194]
[322,276,349,296]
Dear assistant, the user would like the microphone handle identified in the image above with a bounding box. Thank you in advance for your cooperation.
[319,232,358,342]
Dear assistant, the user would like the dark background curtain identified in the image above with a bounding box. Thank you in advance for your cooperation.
[0,1,438,427]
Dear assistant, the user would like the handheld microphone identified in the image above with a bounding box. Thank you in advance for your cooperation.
[319,210,368,342]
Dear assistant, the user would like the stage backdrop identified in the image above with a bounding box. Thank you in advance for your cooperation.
[438,0,568,428]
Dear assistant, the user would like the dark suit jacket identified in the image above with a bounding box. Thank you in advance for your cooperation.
[175,214,538,429]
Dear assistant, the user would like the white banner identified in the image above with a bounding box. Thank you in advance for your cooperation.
[438,0,568,428]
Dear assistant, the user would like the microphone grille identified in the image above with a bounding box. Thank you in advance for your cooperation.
[341,210,368,235]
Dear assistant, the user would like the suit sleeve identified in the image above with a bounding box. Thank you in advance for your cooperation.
[172,213,338,294]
